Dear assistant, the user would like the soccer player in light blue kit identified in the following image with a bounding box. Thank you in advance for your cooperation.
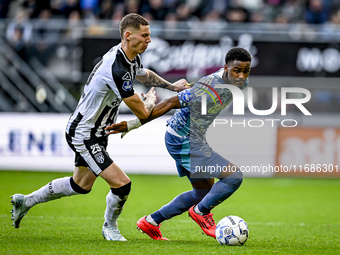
[106,47,252,240]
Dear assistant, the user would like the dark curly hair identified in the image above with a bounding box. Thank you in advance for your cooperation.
[225,47,252,64]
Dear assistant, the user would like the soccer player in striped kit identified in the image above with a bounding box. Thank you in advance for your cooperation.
[10,13,187,241]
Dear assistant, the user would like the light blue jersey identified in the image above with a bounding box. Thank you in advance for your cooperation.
[166,68,249,180]
[167,68,248,142]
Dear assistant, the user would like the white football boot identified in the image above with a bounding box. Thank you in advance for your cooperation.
[102,224,127,241]
[10,194,30,228]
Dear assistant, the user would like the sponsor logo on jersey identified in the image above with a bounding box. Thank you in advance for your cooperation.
[122,72,132,81]
[122,80,133,91]
[196,81,222,106]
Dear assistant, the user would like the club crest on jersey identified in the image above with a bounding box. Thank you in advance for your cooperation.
[182,90,194,103]
[201,146,212,157]
[94,152,105,164]
[122,80,133,91]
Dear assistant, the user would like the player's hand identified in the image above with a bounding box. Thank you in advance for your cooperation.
[173,79,189,92]
[105,121,128,137]
[141,87,157,104]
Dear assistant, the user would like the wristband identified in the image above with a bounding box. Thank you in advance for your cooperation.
[127,118,142,131]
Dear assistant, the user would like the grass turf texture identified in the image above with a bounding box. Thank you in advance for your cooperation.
[0,171,339,255]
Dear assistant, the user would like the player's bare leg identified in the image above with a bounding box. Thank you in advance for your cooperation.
[100,162,131,241]
[72,166,97,190]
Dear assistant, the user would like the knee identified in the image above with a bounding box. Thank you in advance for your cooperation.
[229,169,243,189]
[100,162,130,188]
[72,168,96,191]
[114,176,131,189]
[70,177,92,194]
[110,181,131,199]
[193,187,211,200]
[122,176,131,186]
[73,179,94,192]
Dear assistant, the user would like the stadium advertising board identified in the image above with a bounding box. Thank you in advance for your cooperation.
[0,113,278,177]
[0,113,173,173]
[276,127,340,177]
[82,36,340,78]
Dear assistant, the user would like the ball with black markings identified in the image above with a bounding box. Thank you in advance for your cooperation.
[215,215,249,246]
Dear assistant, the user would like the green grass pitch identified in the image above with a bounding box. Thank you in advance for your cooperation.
[0,171,339,254]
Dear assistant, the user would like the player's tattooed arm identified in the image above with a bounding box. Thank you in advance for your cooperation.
[136,69,188,92]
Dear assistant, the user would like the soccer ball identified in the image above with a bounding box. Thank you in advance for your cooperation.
[215,215,249,246]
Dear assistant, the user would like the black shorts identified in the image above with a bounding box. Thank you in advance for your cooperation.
[65,133,113,176]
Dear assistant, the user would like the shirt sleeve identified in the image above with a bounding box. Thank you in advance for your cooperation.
[177,88,194,108]
[111,68,135,99]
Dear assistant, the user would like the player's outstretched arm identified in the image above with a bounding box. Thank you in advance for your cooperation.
[136,69,188,92]
[141,94,181,124]
[105,95,181,136]
[123,87,156,120]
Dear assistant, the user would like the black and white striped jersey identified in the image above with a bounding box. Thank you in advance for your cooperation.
[66,43,146,141]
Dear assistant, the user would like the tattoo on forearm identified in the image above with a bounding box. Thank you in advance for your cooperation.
[144,71,174,91]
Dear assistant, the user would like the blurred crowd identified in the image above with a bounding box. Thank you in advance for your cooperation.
[0,0,340,25]
[1,1,339,113]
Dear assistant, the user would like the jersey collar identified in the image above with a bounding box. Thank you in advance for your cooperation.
[118,44,136,66]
